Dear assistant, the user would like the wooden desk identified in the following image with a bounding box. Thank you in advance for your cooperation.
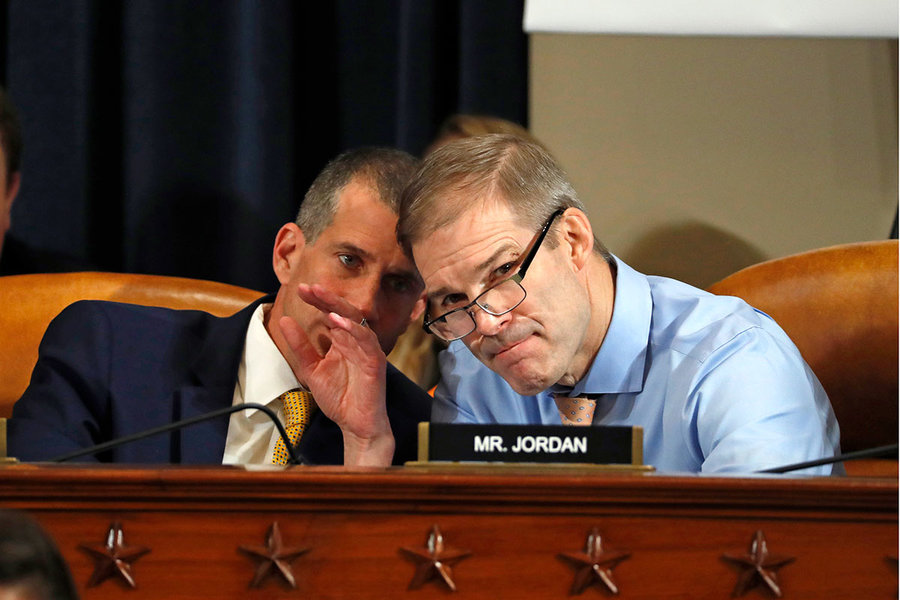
[0,464,896,599]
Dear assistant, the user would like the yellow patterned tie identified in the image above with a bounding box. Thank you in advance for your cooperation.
[554,394,596,426]
[271,389,313,465]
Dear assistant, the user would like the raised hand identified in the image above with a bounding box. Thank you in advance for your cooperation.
[278,284,394,466]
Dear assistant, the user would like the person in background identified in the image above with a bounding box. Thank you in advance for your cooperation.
[0,86,90,276]
[422,113,541,156]
[8,147,430,467]
[0,509,79,600]
[398,134,842,474]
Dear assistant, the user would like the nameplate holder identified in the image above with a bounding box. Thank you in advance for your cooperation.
[416,422,644,466]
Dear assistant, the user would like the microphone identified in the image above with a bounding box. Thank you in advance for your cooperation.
[757,443,898,474]
[47,403,301,465]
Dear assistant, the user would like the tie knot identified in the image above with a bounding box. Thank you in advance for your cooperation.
[279,389,313,427]
[553,394,597,426]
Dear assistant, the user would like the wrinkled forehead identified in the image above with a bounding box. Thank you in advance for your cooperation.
[412,201,531,295]
[426,187,533,238]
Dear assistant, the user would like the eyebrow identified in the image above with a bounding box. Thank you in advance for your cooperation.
[335,242,422,283]
[335,242,373,262]
[427,241,521,303]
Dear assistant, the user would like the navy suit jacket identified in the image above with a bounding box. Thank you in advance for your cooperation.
[7,297,431,465]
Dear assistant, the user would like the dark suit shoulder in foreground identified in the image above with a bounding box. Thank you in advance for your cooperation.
[7,299,431,465]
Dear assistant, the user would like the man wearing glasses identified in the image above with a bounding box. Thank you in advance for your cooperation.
[397,134,841,474]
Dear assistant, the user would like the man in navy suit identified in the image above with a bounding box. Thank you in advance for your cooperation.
[7,147,430,466]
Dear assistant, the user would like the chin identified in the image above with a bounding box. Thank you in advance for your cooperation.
[501,364,555,396]
[480,350,547,396]
[508,381,547,396]
[378,333,398,355]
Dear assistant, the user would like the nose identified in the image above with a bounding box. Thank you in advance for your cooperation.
[348,275,381,323]
[471,306,511,337]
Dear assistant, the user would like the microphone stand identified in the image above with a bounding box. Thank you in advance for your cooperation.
[48,403,301,465]
[757,443,898,474]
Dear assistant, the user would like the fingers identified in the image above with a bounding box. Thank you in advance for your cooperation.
[326,312,383,356]
[297,283,364,322]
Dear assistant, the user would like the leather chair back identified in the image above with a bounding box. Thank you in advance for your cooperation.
[0,272,264,419]
[707,240,898,473]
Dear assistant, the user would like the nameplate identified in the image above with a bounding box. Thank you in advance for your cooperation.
[417,422,643,465]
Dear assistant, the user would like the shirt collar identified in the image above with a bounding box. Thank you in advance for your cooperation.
[550,256,650,397]
[242,303,301,407]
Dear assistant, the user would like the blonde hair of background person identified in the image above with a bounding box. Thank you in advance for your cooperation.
[387,114,540,390]
[422,114,543,157]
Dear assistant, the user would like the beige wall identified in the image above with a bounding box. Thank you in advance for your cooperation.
[530,34,898,288]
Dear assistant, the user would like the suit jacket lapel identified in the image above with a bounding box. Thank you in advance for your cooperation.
[295,411,343,465]
[174,296,274,464]
[173,386,234,464]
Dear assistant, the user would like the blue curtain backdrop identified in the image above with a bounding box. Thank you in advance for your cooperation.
[0,0,527,291]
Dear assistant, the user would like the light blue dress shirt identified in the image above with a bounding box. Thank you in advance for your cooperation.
[432,258,842,475]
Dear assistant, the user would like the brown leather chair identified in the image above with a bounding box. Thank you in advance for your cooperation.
[707,240,898,476]
[0,272,264,420]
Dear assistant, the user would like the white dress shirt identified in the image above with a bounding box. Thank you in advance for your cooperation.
[222,304,303,465]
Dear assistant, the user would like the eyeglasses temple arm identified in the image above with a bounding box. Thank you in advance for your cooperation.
[518,208,565,274]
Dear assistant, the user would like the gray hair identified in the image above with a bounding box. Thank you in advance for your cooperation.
[399,133,610,259]
[296,147,418,243]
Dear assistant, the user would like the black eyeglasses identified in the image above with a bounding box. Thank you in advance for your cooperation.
[423,208,565,341]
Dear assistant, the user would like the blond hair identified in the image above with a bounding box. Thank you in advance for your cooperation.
[428,114,540,151]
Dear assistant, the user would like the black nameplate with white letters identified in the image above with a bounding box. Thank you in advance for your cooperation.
[419,423,643,465]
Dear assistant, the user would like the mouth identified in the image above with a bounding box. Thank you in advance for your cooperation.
[487,334,531,362]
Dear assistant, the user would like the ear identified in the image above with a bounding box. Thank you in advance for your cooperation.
[5,171,20,211]
[409,292,427,322]
[559,208,594,272]
[272,223,306,285]
[0,172,19,233]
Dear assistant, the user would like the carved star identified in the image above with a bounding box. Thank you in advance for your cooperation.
[558,527,630,595]
[400,524,471,591]
[723,530,795,598]
[238,522,310,588]
[79,522,150,588]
